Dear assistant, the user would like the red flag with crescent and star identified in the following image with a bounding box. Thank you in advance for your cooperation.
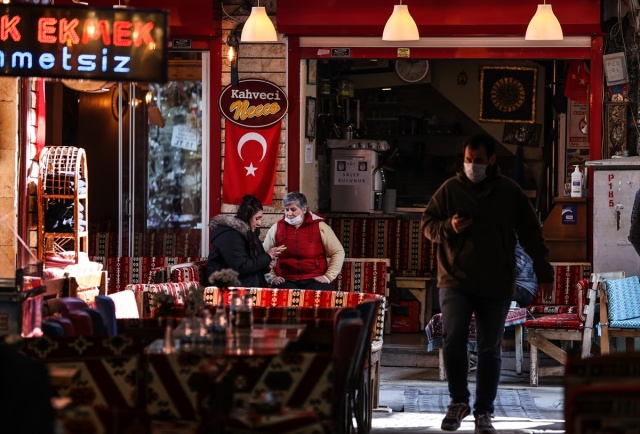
[222,120,281,204]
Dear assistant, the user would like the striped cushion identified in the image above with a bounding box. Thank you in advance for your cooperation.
[604,276,640,322]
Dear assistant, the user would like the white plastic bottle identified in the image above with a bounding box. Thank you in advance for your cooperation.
[571,165,583,197]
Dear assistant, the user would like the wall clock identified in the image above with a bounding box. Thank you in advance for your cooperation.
[395,59,429,83]
[111,87,129,121]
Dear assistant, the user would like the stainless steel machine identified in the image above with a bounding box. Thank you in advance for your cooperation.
[328,139,389,213]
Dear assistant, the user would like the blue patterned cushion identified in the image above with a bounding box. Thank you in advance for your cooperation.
[610,318,640,328]
[604,276,640,321]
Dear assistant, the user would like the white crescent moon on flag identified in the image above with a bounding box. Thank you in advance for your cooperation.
[237,132,267,161]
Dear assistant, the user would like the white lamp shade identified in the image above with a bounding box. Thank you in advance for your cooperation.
[382,4,419,41]
[241,7,277,42]
[525,4,563,40]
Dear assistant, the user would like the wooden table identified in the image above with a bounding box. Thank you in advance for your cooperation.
[395,276,434,331]
[48,364,80,387]
[145,323,306,356]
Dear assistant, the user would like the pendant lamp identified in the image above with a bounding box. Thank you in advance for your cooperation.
[241,1,277,42]
[382,1,419,41]
[525,2,563,40]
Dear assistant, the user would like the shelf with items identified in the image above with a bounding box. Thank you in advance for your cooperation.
[37,146,89,263]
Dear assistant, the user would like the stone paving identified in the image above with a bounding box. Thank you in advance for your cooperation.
[371,366,565,433]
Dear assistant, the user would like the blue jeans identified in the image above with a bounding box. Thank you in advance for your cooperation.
[439,287,512,416]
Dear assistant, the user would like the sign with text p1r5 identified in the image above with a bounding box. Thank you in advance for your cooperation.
[0,4,168,82]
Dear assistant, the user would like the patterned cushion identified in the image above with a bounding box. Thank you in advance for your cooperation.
[529,263,591,307]
[603,276,640,322]
[88,257,207,292]
[170,265,201,284]
[425,308,531,352]
[326,217,437,277]
[126,282,193,317]
[204,287,386,347]
[334,258,389,295]
[21,335,146,409]
[610,318,640,328]
[524,312,584,330]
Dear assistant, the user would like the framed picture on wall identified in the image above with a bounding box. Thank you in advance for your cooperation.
[479,66,537,123]
[305,97,316,139]
[307,59,317,85]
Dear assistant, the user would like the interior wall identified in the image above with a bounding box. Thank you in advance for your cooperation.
[0,78,18,277]
[429,59,547,184]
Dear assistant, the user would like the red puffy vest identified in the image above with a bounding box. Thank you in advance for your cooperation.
[274,213,328,280]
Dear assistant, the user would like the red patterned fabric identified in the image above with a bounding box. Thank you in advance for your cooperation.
[426,308,531,351]
[171,265,201,284]
[145,351,332,425]
[524,312,584,330]
[326,217,437,277]
[88,257,207,292]
[21,336,146,410]
[88,230,202,258]
[204,287,386,349]
[530,263,591,306]
[334,258,389,295]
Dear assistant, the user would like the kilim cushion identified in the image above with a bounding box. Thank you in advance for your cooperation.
[524,312,584,330]
[603,276,640,322]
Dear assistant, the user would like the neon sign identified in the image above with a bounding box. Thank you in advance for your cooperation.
[0,4,168,82]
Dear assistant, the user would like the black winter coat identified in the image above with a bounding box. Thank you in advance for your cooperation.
[204,215,270,287]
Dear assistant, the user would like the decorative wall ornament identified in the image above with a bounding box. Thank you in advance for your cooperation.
[603,101,629,158]
[479,66,537,123]
[503,123,542,147]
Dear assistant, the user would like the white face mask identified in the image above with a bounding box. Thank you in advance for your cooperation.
[463,162,487,183]
[285,214,304,226]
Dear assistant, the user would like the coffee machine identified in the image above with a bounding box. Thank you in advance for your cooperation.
[328,139,389,213]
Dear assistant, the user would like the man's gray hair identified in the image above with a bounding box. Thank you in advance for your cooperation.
[282,191,308,209]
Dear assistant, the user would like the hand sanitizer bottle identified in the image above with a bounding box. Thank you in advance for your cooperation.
[571,165,583,197]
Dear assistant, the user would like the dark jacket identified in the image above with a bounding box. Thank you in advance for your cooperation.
[629,188,640,256]
[420,167,554,299]
[205,215,270,287]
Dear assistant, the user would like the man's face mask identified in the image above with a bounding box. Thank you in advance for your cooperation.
[463,162,487,183]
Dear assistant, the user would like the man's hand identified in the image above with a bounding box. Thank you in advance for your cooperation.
[271,276,285,285]
[452,214,472,234]
[313,276,329,283]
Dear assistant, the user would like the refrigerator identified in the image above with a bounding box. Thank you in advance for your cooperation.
[588,157,640,277]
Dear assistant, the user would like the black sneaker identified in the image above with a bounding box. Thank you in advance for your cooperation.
[441,402,470,431]
[475,412,496,434]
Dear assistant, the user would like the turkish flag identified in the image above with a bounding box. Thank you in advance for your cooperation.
[223,120,281,205]
[564,61,590,105]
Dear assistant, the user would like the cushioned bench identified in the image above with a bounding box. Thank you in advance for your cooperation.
[89,256,207,292]
[426,308,531,381]
[327,216,437,330]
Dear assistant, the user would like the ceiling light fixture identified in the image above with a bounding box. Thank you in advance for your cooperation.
[240,1,277,43]
[525,1,563,40]
[382,1,419,41]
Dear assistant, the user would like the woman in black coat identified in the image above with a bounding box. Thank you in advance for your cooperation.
[205,194,282,287]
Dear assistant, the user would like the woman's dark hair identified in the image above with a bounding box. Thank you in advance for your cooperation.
[236,194,263,224]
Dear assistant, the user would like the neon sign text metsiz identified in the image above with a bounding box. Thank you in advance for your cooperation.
[0,4,168,82]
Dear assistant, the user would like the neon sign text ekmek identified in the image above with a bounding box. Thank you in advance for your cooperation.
[0,4,168,82]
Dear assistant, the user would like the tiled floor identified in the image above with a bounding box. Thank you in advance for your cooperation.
[373,333,566,433]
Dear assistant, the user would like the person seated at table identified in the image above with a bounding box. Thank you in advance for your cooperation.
[263,191,345,290]
[206,194,283,287]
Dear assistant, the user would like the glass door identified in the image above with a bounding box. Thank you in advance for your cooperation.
[117,52,209,257]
